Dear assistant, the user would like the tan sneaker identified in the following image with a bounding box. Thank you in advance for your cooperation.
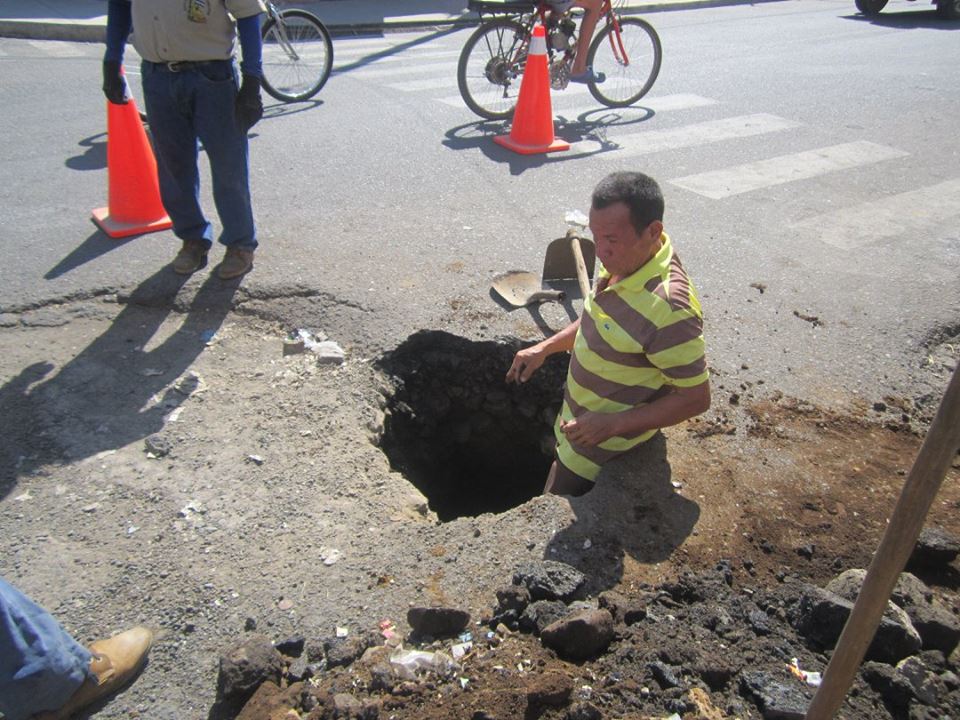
[218,247,255,280]
[38,626,154,720]
[172,240,208,275]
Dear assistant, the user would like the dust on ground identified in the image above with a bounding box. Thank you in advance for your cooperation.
[0,282,958,719]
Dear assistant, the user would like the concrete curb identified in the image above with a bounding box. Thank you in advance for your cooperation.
[0,0,782,43]
[0,20,106,43]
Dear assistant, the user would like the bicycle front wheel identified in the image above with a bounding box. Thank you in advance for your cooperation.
[586,17,661,108]
[261,9,333,102]
[457,18,529,120]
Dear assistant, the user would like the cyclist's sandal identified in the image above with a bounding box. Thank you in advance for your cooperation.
[569,67,606,84]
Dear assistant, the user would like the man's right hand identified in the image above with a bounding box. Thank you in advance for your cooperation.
[102,60,128,104]
[506,345,547,384]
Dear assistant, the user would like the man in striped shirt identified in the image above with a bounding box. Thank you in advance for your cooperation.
[506,172,710,496]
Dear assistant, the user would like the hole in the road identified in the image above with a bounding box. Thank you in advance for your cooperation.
[377,331,569,522]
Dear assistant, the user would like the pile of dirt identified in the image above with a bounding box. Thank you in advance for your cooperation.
[219,551,960,720]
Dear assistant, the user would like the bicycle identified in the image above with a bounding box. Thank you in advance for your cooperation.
[457,0,662,120]
[260,1,334,102]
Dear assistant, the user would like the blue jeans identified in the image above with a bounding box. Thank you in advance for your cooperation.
[141,60,257,251]
[0,577,92,720]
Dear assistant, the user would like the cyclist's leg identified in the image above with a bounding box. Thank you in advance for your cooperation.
[570,0,602,76]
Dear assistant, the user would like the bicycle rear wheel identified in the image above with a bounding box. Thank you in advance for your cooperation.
[457,18,529,120]
[586,17,661,108]
[261,9,333,102]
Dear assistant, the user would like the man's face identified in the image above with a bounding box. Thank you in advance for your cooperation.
[589,201,663,278]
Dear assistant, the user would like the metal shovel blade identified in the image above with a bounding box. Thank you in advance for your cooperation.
[491,270,565,308]
[542,233,596,297]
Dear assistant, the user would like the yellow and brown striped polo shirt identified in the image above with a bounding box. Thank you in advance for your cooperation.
[555,232,708,481]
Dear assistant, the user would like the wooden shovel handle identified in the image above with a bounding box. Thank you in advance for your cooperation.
[570,235,591,300]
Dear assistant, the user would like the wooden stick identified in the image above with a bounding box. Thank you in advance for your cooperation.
[805,364,960,719]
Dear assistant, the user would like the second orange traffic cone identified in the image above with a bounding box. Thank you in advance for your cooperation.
[494,24,569,155]
[92,97,172,239]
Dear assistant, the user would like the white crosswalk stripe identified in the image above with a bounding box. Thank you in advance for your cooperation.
[554,93,717,119]
[349,61,457,79]
[335,38,434,51]
[602,114,801,158]
[337,49,461,63]
[335,40,457,56]
[790,178,960,250]
[387,76,461,92]
[670,141,909,199]
[437,82,592,108]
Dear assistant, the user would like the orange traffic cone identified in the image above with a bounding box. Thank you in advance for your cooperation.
[92,98,172,238]
[494,24,569,155]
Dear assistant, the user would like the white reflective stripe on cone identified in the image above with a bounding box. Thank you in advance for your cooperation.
[529,28,547,55]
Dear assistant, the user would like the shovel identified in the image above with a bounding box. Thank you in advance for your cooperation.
[542,229,595,299]
[491,270,565,308]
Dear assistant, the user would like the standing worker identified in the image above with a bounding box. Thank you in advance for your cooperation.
[102,0,266,280]
[506,172,711,496]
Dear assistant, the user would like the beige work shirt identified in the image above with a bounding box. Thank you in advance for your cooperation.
[129,0,266,63]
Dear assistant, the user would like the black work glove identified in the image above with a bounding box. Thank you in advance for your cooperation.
[235,74,263,132]
[102,60,128,104]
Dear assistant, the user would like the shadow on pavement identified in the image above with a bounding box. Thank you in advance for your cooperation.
[65,131,107,172]
[44,229,135,280]
[263,99,325,119]
[842,9,959,27]
[0,268,239,501]
[442,105,655,175]
[487,285,579,334]
[545,433,700,595]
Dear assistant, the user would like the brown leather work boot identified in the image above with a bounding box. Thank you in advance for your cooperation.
[218,247,255,280]
[172,240,208,275]
[38,626,154,720]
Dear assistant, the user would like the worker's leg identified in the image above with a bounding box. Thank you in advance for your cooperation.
[0,577,92,720]
[544,459,594,496]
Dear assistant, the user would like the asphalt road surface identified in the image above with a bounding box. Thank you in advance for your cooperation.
[0,0,957,403]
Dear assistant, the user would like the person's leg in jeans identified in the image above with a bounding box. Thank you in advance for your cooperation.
[0,577,92,720]
[193,63,257,252]
[141,62,213,274]
[1,577,154,720]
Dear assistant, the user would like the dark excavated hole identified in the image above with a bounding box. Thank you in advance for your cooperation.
[377,330,569,522]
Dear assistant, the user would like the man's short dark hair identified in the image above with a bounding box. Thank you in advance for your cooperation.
[591,172,664,235]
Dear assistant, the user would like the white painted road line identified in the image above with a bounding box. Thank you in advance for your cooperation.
[437,82,592,108]
[334,41,455,55]
[335,38,442,50]
[335,48,461,61]
[554,93,718,119]
[791,178,960,250]
[670,140,909,199]
[387,75,461,92]
[351,61,458,78]
[605,113,801,159]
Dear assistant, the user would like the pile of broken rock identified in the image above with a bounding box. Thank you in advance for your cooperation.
[213,531,960,720]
